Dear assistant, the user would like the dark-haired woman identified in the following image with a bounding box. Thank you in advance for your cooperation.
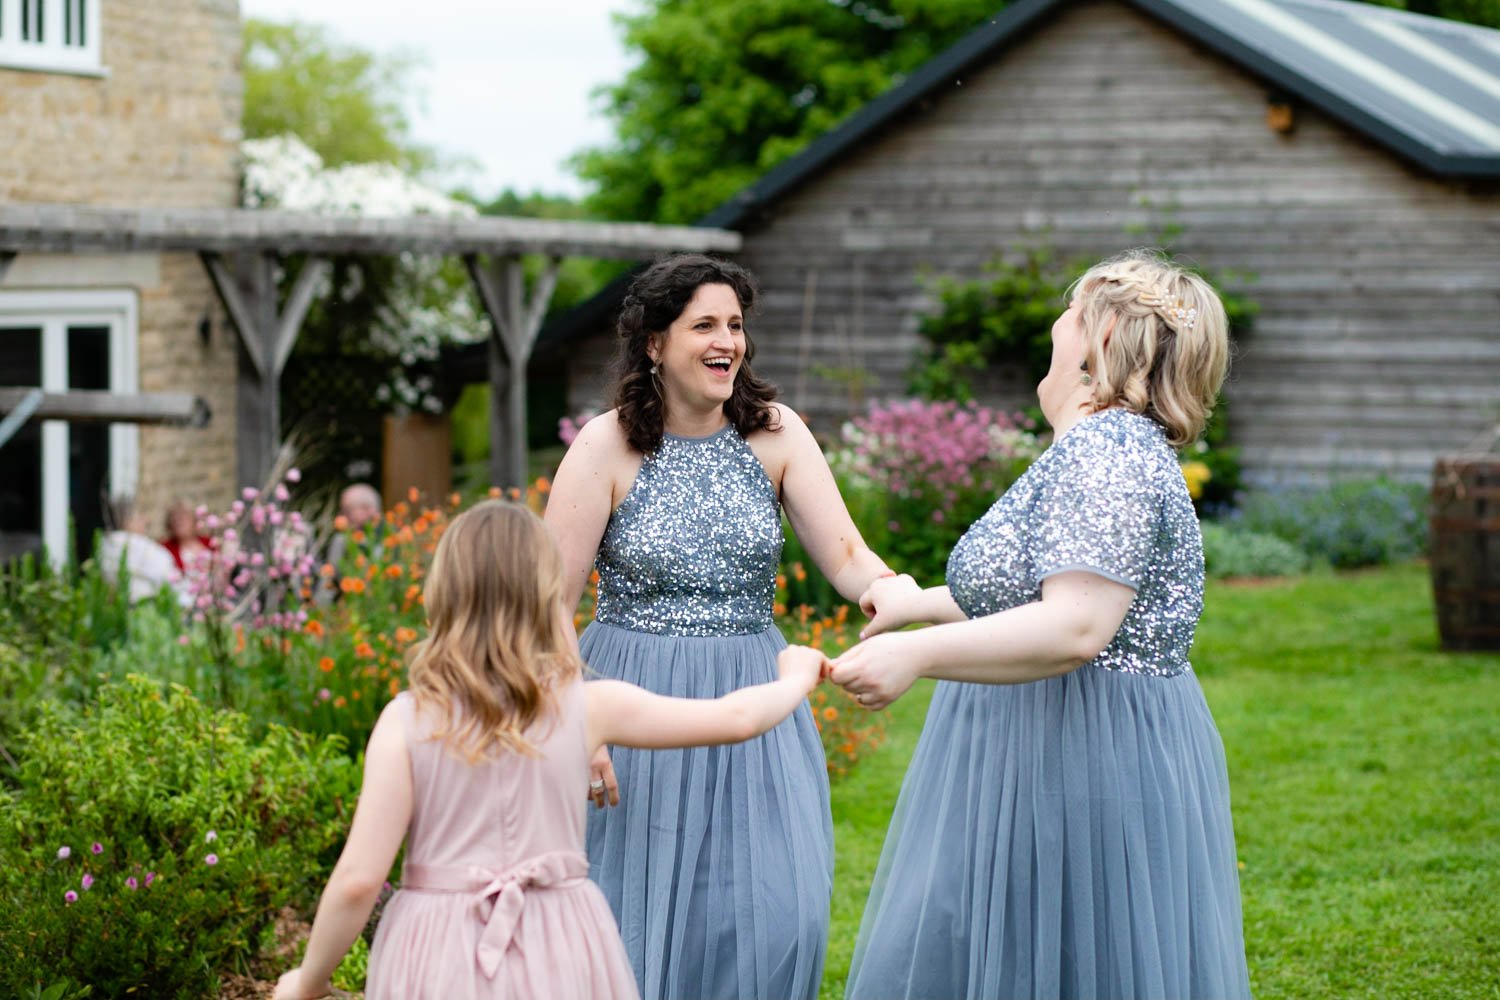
[546,254,892,999]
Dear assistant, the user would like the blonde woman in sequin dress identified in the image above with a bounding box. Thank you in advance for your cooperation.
[833,249,1252,999]
[545,254,895,999]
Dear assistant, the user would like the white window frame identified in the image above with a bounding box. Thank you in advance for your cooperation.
[0,0,104,76]
[0,288,138,562]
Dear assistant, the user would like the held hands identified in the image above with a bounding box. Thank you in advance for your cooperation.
[778,643,832,693]
[829,632,922,712]
[857,573,922,639]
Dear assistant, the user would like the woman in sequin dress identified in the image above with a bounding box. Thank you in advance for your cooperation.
[545,254,895,999]
[833,250,1252,999]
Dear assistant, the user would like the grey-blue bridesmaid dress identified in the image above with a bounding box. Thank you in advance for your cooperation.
[846,408,1252,999]
[582,424,832,999]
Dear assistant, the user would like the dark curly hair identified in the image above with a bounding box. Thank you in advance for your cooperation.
[610,253,780,454]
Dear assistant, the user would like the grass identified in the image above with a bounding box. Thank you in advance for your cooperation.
[819,562,1500,999]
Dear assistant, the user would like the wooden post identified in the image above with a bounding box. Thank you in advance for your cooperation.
[0,252,14,284]
[202,252,329,488]
[464,254,560,489]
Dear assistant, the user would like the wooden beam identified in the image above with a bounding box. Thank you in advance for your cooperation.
[0,203,742,259]
[0,388,211,427]
[0,388,43,450]
[202,251,266,377]
[273,257,330,376]
[465,255,562,488]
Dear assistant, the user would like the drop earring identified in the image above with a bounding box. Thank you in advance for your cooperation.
[1079,359,1092,386]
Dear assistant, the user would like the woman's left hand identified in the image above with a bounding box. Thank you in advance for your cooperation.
[273,969,332,1000]
[829,633,923,711]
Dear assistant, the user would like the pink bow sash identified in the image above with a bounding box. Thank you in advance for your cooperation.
[401,850,591,979]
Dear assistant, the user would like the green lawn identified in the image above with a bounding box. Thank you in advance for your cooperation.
[820,562,1500,999]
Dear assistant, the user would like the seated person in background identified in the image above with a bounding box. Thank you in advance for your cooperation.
[315,482,383,606]
[338,483,382,532]
[97,496,183,604]
[160,499,214,576]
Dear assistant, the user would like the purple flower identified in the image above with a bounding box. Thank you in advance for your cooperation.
[56,846,71,860]
[64,890,78,904]
[144,872,156,887]
[205,853,219,866]
[125,876,138,890]
[205,830,217,844]
[90,842,103,855]
[81,873,94,891]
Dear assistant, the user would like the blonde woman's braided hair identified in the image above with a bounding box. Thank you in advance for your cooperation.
[1069,249,1230,447]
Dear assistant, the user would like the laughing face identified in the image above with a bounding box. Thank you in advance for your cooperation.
[648,282,746,412]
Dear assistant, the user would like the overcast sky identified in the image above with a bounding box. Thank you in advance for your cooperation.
[239,0,637,198]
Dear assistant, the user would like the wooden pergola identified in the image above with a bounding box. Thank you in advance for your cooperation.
[0,203,741,487]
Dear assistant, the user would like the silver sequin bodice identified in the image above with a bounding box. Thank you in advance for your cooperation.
[946,408,1203,677]
[593,424,782,636]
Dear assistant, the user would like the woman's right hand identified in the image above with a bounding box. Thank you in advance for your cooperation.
[858,573,922,638]
[589,745,620,808]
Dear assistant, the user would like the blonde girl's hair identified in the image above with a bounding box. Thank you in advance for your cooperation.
[407,500,580,760]
[1069,248,1231,447]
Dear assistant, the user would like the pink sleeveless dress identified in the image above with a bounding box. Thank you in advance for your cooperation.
[366,683,639,999]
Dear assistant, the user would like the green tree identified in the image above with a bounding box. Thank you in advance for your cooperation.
[243,18,434,171]
[1358,0,1500,27]
[575,0,1000,223]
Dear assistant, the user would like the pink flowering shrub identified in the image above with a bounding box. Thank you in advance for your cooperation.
[558,409,600,448]
[177,469,321,712]
[0,676,356,996]
[826,398,1041,585]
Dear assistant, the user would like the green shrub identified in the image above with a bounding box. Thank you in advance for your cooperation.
[0,676,358,998]
[1201,522,1314,579]
[1235,478,1429,569]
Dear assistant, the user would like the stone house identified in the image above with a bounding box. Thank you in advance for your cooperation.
[542,0,1500,487]
[0,0,242,559]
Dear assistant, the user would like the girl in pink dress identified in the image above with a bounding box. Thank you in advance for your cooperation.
[274,500,827,1000]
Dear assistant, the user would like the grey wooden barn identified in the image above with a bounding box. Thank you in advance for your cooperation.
[536,0,1500,486]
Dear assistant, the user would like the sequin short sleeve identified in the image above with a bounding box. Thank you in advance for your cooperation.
[1032,423,1160,590]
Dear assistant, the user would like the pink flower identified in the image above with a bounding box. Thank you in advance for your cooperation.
[144,872,156,887]
[90,842,103,855]
[125,876,138,890]
[286,468,302,483]
[317,688,332,702]
[81,873,94,891]
[242,487,258,501]
[205,830,217,844]
[205,854,219,866]
[56,846,71,860]
[64,890,78,904]
[274,484,290,502]
[177,634,191,647]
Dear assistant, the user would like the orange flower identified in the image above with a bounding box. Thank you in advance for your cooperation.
[822,707,838,722]
[793,563,807,582]
[351,530,365,544]
[488,487,502,499]
[333,515,349,532]
[340,577,366,595]
[389,677,402,697]
[405,584,421,602]
[449,492,462,508]
[413,517,430,535]
[365,564,379,581]
[319,563,336,578]
[234,625,246,654]
[385,564,403,579]
[408,487,420,503]
[355,641,375,659]
[395,626,418,644]
[841,742,856,755]
[534,476,552,493]
[305,619,325,638]
[334,696,347,709]
[318,656,335,673]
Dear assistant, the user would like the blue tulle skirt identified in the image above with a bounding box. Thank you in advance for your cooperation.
[582,621,833,1000]
[846,664,1251,1000]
